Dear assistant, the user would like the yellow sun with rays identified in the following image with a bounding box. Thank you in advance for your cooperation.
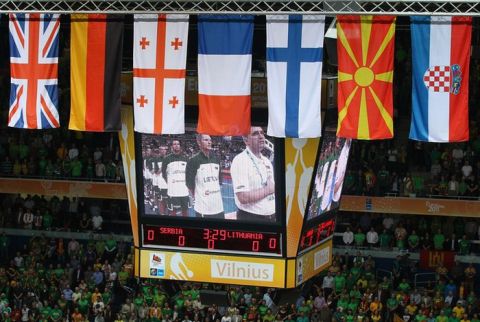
[336,15,396,140]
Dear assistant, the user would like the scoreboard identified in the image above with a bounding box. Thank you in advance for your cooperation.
[119,106,350,288]
[142,225,282,255]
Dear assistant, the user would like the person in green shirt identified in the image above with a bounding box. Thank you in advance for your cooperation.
[433,229,446,250]
[398,278,411,293]
[258,300,269,317]
[459,235,470,255]
[78,295,90,315]
[162,303,173,318]
[448,314,460,322]
[354,229,366,247]
[104,234,118,261]
[408,230,420,251]
[50,305,63,322]
[334,272,346,294]
[347,300,358,313]
[386,294,399,321]
[71,159,83,177]
[436,311,449,322]
[379,229,392,248]
[349,286,362,301]
[471,313,480,322]
[263,309,275,322]
[345,310,355,322]
[350,262,363,280]
[415,312,427,321]
[40,306,52,320]
[337,295,350,311]
[379,276,391,292]
[42,211,53,230]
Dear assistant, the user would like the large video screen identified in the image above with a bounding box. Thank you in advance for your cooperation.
[140,127,277,224]
[306,126,351,221]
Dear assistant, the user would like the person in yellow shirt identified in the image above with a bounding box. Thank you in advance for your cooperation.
[460,313,471,322]
[405,301,418,316]
[91,288,102,304]
[369,297,383,314]
[371,310,382,322]
[453,303,465,319]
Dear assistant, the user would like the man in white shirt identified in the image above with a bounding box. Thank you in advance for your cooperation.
[68,143,79,160]
[231,127,275,222]
[342,227,354,246]
[322,271,334,298]
[366,227,379,247]
[461,160,473,179]
[92,213,103,231]
[383,216,395,231]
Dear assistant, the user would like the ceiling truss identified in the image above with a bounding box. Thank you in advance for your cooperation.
[1,0,480,16]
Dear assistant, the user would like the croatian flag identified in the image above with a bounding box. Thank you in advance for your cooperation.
[197,15,253,135]
[266,15,324,138]
[409,16,471,142]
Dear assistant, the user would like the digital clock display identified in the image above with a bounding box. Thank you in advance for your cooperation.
[142,225,282,255]
[298,218,336,252]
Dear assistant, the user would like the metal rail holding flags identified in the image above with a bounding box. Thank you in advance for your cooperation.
[1,0,480,16]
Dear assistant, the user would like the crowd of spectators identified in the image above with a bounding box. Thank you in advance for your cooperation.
[0,130,124,182]
[0,194,130,234]
[316,252,479,322]
[343,132,480,199]
[1,230,478,322]
[338,213,480,255]
[0,230,137,321]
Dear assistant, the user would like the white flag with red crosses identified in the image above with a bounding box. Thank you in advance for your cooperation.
[133,14,189,134]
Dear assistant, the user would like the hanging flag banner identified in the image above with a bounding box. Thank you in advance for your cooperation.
[336,15,396,140]
[133,14,189,134]
[197,14,254,136]
[266,15,325,138]
[409,16,471,142]
[69,14,124,132]
[8,13,60,129]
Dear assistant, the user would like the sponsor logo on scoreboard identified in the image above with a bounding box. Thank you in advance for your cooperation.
[210,260,274,282]
[314,246,330,270]
[149,253,165,277]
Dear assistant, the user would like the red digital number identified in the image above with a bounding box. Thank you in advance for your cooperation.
[178,235,185,246]
[219,230,227,240]
[252,240,259,252]
[147,229,155,241]
[203,229,210,240]
[268,238,277,249]
[208,239,215,249]
[211,230,219,240]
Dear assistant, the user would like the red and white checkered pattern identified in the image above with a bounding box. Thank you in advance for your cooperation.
[423,65,451,92]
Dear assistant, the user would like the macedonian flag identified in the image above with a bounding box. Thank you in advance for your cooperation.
[336,15,396,140]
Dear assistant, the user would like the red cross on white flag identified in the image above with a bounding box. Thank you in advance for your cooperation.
[133,14,189,134]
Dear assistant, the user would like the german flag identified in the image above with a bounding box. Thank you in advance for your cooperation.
[336,15,396,140]
[69,14,124,132]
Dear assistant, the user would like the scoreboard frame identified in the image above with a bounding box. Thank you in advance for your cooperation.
[134,129,288,258]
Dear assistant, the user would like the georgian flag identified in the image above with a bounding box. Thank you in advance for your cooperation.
[133,14,189,134]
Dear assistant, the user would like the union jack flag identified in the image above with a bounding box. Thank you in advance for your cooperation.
[9,13,60,129]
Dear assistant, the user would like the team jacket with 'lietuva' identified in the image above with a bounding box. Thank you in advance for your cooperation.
[161,153,189,197]
[185,152,224,215]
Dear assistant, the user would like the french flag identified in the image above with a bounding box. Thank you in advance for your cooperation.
[409,16,471,142]
[197,15,253,135]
